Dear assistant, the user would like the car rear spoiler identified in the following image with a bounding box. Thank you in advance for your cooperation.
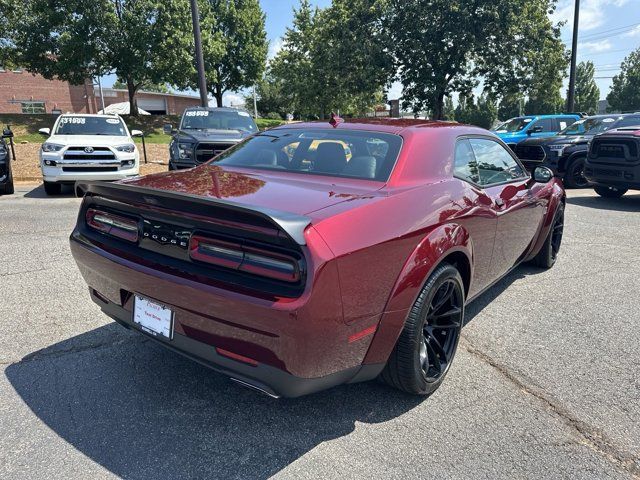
[75,181,312,246]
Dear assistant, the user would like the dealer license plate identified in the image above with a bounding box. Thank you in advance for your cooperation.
[133,295,174,339]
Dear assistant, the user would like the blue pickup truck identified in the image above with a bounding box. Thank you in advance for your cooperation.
[492,114,581,149]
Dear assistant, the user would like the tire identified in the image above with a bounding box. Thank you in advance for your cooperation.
[43,181,62,196]
[594,185,627,198]
[381,263,465,396]
[533,203,564,269]
[564,157,588,189]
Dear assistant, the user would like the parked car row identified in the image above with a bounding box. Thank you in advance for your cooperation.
[492,113,640,197]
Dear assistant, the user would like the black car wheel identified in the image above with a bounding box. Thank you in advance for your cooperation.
[594,186,627,198]
[533,203,564,269]
[381,263,464,396]
[43,181,62,196]
[564,157,589,189]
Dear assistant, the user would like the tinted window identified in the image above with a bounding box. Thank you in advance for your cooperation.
[454,139,479,184]
[468,138,527,185]
[534,118,556,132]
[558,117,577,131]
[616,116,640,128]
[180,109,257,133]
[54,116,127,136]
[215,129,402,181]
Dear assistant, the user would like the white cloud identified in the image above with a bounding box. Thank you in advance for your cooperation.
[578,39,613,52]
[268,38,283,60]
[624,25,640,37]
[552,0,630,31]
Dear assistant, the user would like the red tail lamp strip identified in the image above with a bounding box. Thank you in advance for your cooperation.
[215,347,259,366]
[86,208,139,242]
[190,235,300,283]
[348,325,377,343]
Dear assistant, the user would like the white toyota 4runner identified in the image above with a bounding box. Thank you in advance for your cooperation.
[39,114,142,195]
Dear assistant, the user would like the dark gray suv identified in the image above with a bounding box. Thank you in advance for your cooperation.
[165,107,258,170]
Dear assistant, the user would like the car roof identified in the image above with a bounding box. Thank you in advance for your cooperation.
[59,113,120,118]
[184,106,248,113]
[273,118,482,135]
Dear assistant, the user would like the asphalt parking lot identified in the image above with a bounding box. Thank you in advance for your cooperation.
[1,184,639,480]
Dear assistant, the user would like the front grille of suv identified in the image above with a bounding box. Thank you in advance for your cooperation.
[64,147,116,161]
[195,143,235,164]
[589,138,639,163]
[515,145,546,162]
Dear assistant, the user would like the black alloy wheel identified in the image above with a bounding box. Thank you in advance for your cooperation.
[419,279,464,384]
[381,263,465,396]
[565,158,589,188]
[533,203,564,269]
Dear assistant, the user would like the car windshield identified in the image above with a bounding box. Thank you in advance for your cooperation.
[180,110,258,133]
[559,117,617,136]
[494,117,533,133]
[54,116,127,136]
[214,128,403,181]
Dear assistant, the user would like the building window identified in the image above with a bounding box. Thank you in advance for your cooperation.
[21,101,46,114]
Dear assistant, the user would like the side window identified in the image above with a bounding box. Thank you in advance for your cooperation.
[559,117,576,131]
[468,138,527,186]
[616,116,640,128]
[454,139,479,184]
[535,118,556,132]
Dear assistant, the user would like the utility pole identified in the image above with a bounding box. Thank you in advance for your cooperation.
[566,0,580,112]
[97,77,105,113]
[190,0,208,107]
[253,85,258,119]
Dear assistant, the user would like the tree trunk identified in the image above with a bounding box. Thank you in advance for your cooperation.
[126,77,139,116]
[432,91,445,120]
[213,83,223,107]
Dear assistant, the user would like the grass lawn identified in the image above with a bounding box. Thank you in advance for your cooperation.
[0,114,285,145]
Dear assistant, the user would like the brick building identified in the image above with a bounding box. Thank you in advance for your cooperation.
[0,69,200,115]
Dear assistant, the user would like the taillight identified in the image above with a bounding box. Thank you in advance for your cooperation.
[190,235,300,282]
[86,208,139,242]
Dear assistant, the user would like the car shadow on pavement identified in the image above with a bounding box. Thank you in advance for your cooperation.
[5,323,423,480]
[566,192,640,212]
[24,184,76,198]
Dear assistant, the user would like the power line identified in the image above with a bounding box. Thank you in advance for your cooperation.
[562,21,640,42]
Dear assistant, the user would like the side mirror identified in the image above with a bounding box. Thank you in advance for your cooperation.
[529,125,543,134]
[2,127,13,138]
[533,166,554,183]
[163,124,173,135]
[130,129,143,137]
[38,128,51,136]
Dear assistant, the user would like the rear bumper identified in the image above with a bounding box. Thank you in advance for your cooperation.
[96,290,381,398]
[69,233,384,397]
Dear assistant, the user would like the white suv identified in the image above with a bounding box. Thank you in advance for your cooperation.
[39,114,142,195]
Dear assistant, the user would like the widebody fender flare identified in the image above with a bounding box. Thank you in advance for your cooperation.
[362,223,473,365]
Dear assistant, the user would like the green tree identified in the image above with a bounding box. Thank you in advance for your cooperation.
[385,0,566,119]
[442,96,455,121]
[271,0,391,119]
[573,61,599,114]
[246,69,292,119]
[113,79,171,93]
[197,0,268,107]
[454,94,497,129]
[607,48,640,113]
[14,0,195,115]
[498,93,524,120]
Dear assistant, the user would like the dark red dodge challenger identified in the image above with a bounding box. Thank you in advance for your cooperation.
[70,118,565,398]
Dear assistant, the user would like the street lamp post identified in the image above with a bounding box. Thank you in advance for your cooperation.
[567,0,580,112]
[190,0,208,108]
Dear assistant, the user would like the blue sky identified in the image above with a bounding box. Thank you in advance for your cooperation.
[103,0,640,104]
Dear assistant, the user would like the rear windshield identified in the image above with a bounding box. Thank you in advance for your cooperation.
[213,128,403,181]
[180,109,258,133]
[54,116,127,136]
